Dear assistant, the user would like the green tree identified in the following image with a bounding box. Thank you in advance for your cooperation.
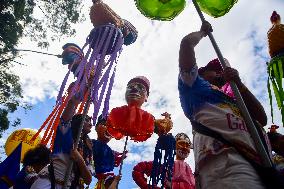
[0,61,29,137]
[0,0,86,136]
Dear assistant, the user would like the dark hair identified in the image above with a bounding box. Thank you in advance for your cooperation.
[22,144,51,167]
[71,114,93,139]
[270,11,280,23]
[95,114,108,128]
[71,114,84,140]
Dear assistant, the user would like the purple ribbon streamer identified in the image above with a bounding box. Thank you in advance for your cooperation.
[56,68,72,104]
[101,31,124,117]
[91,27,115,123]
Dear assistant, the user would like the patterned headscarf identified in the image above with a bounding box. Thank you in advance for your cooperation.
[175,133,190,143]
[127,76,150,95]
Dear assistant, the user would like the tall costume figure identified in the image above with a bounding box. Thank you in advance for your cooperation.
[267,11,284,125]
[93,115,125,189]
[30,0,138,188]
[132,133,195,189]
[107,76,155,142]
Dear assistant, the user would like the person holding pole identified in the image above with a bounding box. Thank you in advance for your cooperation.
[30,94,92,189]
[178,21,269,189]
[92,114,125,189]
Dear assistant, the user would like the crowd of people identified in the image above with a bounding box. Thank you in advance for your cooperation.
[1,12,284,189]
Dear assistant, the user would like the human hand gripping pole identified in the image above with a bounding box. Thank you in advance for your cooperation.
[192,0,273,168]
[62,82,93,189]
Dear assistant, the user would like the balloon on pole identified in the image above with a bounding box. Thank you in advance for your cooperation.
[196,0,238,18]
[135,0,186,21]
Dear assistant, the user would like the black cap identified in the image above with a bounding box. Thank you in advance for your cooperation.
[95,114,108,127]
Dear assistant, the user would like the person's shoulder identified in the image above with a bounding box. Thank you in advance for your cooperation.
[56,117,72,135]
[92,139,109,148]
[16,167,27,179]
[60,117,72,125]
[179,74,207,91]
[92,139,98,144]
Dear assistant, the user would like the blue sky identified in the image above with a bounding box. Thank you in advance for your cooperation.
[1,0,284,188]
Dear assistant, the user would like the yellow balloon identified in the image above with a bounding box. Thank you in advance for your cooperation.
[5,128,42,162]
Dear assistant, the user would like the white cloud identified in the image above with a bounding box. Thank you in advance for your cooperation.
[2,0,284,187]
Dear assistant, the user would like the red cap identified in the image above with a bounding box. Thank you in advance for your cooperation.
[127,76,150,95]
[198,58,223,75]
[268,124,280,133]
[270,124,279,129]
[270,11,280,23]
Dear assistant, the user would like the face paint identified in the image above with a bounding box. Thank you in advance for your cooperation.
[125,82,147,107]
[176,140,190,160]
[96,123,112,143]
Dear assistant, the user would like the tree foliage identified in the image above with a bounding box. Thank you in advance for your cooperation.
[1,0,85,58]
[0,61,30,137]
[0,0,85,136]
[24,0,85,48]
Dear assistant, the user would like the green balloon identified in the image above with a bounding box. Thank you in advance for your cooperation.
[196,0,238,18]
[135,0,186,21]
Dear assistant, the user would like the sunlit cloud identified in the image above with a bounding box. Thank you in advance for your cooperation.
[1,0,283,187]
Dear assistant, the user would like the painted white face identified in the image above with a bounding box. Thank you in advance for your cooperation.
[125,82,147,107]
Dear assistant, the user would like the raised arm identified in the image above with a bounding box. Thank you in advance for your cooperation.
[179,21,212,71]
[61,82,88,122]
[61,95,80,122]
